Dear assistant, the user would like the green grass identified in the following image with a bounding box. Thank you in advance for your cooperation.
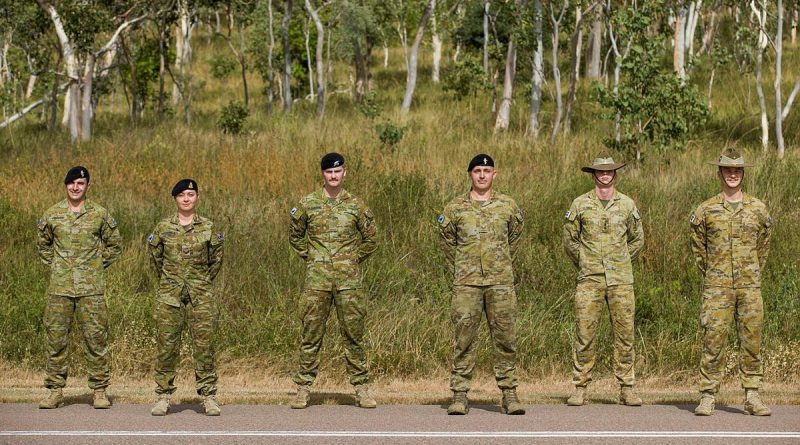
[1,37,799,388]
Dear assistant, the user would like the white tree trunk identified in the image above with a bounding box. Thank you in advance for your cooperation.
[282,0,293,111]
[686,1,702,63]
[586,13,602,79]
[304,20,314,99]
[782,80,800,119]
[383,44,389,67]
[698,10,717,56]
[752,1,769,151]
[528,0,544,138]
[431,9,442,83]
[564,4,585,133]
[791,6,798,45]
[775,0,785,158]
[25,75,38,99]
[401,0,435,113]
[549,1,568,143]
[267,0,276,109]
[483,1,490,72]
[172,0,193,106]
[494,35,517,131]
[304,0,325,119]
[80,54,95,141]
[674,6,686,82]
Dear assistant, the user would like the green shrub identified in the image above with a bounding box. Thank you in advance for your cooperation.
[217,101,249,134]
[209,54,237,79]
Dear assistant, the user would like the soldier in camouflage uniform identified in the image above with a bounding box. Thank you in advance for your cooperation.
[36,166,123,409]
[289,153,378,409]
[438,154,525,416]
[690,149,773,417]
[147,179,224,416]
[563,156,644,407]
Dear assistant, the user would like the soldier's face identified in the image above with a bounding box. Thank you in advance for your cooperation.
[174,190,198,212]
[719,167,743,189]
[593,170,615,186]
[65,178,89,202]
[469,166,496,192]
[322,166,346,188]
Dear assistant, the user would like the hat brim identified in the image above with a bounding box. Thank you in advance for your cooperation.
[707,161,754,168]
[581,163,625,173]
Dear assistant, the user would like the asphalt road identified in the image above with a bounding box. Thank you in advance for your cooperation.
[1,402,799,444]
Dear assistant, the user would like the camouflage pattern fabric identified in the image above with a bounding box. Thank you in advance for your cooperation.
[698,286,764,393]
[147,214,224,396]
[289,188,376,386]
[292,288,368,386]
[690,194,771,393]
[43,294,111,390]
[153,294,218,396]
[450,284,518,392]
[438,192,524,286]
[563,191,643,286]
[690,193,773,288]
[572,282,635,387]
[147,214,224,307]
[37,199,123,297]
[289,189,377,291]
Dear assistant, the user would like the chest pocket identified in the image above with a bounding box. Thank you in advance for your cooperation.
[738,211,761,241]
[580,208,604,237]
[331,206,360,241]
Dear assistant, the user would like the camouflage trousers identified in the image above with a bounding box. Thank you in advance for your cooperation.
[43,294,111,390]
[450,285,518,392]
[699,286,763,394]
[572,282,635,387]
[153,294,218,396]
[293,288,369,387]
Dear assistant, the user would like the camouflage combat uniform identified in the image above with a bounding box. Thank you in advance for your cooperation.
[289,188,377,387]
[36,199,123,390]
[438,191,524,392]
[690,193,772,394]
[147,214,224,396]
[563,191,644,387]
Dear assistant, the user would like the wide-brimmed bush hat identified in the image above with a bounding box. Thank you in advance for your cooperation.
[708,148,754,168]
[581,155,626,173]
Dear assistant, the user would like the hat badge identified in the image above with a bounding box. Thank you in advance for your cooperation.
[80,170,85,177]
[483,157,488,165]
[188,181,194,189]
[333,160,340,167]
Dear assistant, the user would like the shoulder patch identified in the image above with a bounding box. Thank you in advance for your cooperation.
[290,207,297,215]
[690,214,696,223]
[766,216,773,226]
[565,210,571,219]
[216,233,224,242]
[632,208,641,220]
[147,233,154,243]
[437,214,445,224]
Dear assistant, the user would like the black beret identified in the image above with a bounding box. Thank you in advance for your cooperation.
[467,154,494,172]
[64,166,90,184]
[171,178,198,197]
[320,152,345,170]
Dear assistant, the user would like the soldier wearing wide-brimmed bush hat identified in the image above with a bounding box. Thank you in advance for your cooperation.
[690,148,773,417]
[563,154,644,407]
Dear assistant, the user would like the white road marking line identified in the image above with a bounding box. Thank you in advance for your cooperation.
[1,431,799,438]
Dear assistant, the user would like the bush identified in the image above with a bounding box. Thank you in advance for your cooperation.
[217,101,249,134]
[209,55,237,79]
[443,56,487,101]
[375,121,405,149]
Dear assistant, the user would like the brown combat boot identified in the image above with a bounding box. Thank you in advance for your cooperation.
[619,386,642,406]
[567,386,586,406]
[354,384,377,408]
[203,395,221,416]
[290,385,311,409]
[447,391,469,415]
[39,389,64,409]
[501,389,526,415]
[694,392,715,416]
[93,389,112,409]
[744,389,771,416]
[151,394,170,416]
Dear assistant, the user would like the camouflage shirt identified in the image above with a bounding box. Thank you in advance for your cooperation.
[438,191,524,286]
[36,199,123,297]
[289,188,378,291]
[690,193,772,289]
[147,214,224,307]
[563,190,644,286]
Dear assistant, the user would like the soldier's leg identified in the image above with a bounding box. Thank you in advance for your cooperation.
[187,298,219,396]
[76,295,111,390]
[485,285,518,390]
[450,285,484,393]
[153,301,185,396]
[735,287,764,390]
[293,289,334,386]
[333,289,369,386]
[607,284,636,387]
[698,286,735,394]
[43,295,76,389]
[572,282,604,387]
